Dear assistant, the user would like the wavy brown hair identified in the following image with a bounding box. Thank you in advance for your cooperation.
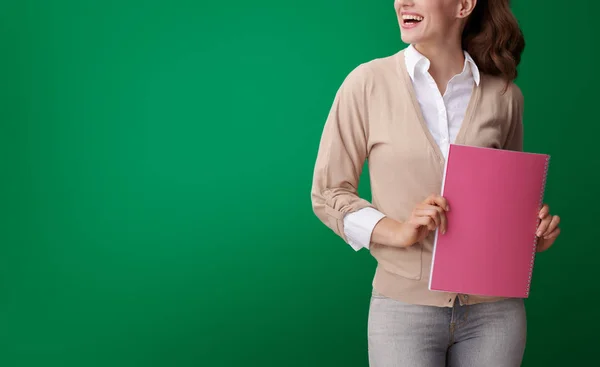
[462,0,525,89]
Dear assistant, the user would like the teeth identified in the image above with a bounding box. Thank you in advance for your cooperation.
[402,15,424,21]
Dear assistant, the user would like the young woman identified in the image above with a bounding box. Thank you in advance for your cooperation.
[310,0,561,365]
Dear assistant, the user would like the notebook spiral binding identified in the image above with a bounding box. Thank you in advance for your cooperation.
[525,155,550,297]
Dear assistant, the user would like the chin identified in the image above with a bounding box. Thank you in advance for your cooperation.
[400,34,417,44]
[400,32,423,45]
[399,24,425,45]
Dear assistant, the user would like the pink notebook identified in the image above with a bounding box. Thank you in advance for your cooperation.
[428,144,550,298]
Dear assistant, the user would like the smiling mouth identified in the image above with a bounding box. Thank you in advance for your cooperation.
[402,14,424,25]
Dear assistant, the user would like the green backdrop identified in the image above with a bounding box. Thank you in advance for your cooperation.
[2,1,597,366]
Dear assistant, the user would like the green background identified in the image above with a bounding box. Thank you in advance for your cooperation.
[1,0,597,366]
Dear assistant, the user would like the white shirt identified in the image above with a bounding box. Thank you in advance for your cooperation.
[343,44,481,251]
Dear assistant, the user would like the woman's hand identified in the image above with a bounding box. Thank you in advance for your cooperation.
[536,203,560,252]
[395,194,449,247]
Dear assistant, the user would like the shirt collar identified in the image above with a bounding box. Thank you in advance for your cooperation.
[404,44,480,86]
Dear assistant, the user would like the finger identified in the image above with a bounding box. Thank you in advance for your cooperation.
[424,194,450,212]
[538,204,550,219]
[433,196,449,211]
[422,204,447,234]
[439,207,447,234]
[420,206,447,233]
[544,227,561,240]
[543,216,560,237]
[413,216,436,231]
[536,217,551,237]
[414,208,441,229]
[537,238,551,252]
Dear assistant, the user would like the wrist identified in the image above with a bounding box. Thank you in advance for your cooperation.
[393,221,411,248]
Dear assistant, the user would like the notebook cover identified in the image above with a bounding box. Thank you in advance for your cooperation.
[428,144,550,298]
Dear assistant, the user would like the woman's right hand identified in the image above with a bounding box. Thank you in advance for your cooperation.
[395,194,449,247]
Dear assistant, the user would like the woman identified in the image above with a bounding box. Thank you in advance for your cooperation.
[310,0,561,365]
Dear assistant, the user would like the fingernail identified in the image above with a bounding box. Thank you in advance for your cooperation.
[446,205,450,211]
[536,231,541,237]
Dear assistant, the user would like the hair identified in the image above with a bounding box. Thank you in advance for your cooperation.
[461,0,525,89]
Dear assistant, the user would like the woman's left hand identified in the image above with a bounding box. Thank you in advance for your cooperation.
[536,203,560,252]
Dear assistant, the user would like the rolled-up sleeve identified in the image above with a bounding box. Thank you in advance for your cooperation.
[343,207,386,250]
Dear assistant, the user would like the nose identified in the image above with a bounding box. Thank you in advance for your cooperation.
[396,0,414,7]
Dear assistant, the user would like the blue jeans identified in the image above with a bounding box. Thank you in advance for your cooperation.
[367,289,527,366]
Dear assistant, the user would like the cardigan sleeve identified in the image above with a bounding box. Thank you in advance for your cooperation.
[503,83,524,152]
[310,64,379,244]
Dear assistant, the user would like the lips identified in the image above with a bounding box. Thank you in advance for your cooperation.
[401,13,424,29]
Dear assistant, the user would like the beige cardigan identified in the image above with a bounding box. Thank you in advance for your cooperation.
[310,48,524,307]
